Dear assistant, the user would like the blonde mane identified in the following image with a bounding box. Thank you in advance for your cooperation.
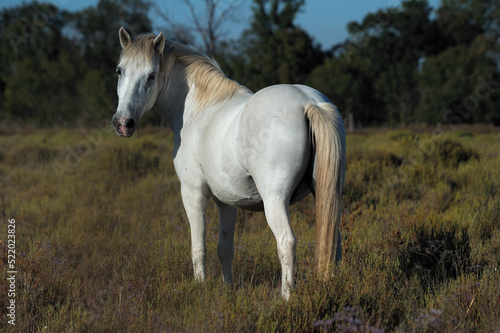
[120,35,249,110]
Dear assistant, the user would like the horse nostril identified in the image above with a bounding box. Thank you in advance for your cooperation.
[125,119,135,129]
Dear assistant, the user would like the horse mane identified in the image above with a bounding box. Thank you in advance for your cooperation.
[120,34,249,110]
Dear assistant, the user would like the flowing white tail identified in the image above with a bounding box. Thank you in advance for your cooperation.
[305,103,346,278]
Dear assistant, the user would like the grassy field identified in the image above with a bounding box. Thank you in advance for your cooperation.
[0,125,499,332]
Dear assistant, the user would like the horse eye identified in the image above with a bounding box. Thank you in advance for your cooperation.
[116,68,122,75]
[147,72,156,81]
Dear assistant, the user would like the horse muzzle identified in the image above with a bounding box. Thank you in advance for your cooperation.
[112,115,136,137]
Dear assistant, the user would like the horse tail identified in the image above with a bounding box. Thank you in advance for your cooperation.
[304,102,345,279]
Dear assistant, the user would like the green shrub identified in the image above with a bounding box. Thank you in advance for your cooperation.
[8,143,59,167]
[388,130,416,142]
[398,136,478,169]
[450,130,474,138]
[434,139,478,168]
[93,140,161,180]
[399,227,472,292]
[348,150,403,169]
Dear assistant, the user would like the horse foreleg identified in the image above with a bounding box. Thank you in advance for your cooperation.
[263,197,296,300]
[216,203,237,284]
[181,185,208,282]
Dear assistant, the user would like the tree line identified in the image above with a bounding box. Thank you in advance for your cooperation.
[0,0,499,127]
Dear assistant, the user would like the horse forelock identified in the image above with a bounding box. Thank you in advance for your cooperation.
[119,33,157,66]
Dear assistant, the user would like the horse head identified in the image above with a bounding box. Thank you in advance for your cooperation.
[112,27,165,137]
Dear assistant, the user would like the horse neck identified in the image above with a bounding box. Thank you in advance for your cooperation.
[155,58,251,136]
[154,64,190,135]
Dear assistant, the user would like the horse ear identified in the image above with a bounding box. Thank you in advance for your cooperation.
[153,32,166,54]
[119,26,131,49]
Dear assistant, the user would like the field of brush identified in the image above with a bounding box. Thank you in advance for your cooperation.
[0,125,499,332]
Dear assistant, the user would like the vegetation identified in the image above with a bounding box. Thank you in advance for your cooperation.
[0,0,499,330]
[1,0,499,126]
[0,126,499,331]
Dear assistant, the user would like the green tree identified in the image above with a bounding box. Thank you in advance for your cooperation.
[73,0,154,124]
[415,0,500,125]
[437,0,500,47]
[344,0,440,125]
[417,36,500,125]
[0,2,81,125]
[74,0,152,70]
[77,69,116,123]
[307,55,384,125]
[223,0,323,91]
[0,0,154,126]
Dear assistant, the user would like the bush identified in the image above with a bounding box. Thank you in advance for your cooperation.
[8,144,59,167]
[388,130,416,142]
[398,226,472,292]
[398,136,479,169]
[93,139,161,180]
[434,139,478,168]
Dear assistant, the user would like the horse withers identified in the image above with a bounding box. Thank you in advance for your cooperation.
[112,27,345,299]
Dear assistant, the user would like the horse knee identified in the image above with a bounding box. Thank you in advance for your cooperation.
[285,236,297,254]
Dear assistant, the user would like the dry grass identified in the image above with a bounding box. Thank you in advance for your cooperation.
[0,125,499,332]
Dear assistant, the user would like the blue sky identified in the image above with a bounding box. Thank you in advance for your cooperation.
[1,0,442,49]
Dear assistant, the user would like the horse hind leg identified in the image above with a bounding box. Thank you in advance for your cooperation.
[216,203,237,284]
[262,195,296,300]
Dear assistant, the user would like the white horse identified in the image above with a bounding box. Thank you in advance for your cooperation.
[112,27,345,299]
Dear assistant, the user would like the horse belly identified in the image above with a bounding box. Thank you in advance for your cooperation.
[209,174,264,211]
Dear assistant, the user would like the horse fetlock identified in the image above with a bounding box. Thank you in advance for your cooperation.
[191,250,206,281]
[222,269,233,284]
[192,261,206,282]
[281,278,293,300]
[279,251,295,300]
[193,270,206,282]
